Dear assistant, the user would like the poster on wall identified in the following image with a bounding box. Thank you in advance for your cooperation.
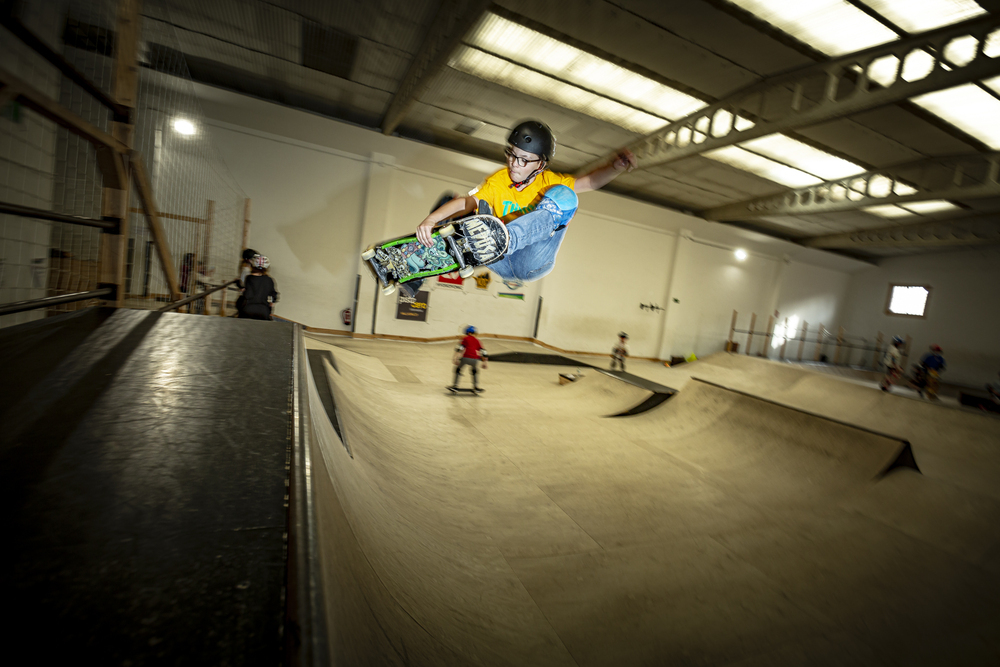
[396,290,429,321]
[474,272,491,292]
[437,273,464,290]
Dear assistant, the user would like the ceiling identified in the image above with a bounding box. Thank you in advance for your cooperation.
[110,0,1000,259]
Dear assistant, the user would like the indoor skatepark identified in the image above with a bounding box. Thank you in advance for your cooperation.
[5,0,1000,665]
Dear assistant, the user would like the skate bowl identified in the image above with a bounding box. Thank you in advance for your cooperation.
[303,342,1000,666]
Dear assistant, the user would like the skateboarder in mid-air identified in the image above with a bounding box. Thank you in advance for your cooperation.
[416,120,637,287]
[450,326,488,393]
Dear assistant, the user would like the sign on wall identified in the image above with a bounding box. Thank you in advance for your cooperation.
[474,272,491,291]
[437,273,464,290]
[396,290,429,321]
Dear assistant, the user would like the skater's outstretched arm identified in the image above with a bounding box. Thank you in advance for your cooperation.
[417,195,476,246]
[575,150,637,193]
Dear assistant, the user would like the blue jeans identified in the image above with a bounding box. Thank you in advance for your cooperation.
[489,185,578,283]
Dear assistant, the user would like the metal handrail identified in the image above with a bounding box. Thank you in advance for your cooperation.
[0,200,118,230]
[157,279,238,313]
[0,288,114,316]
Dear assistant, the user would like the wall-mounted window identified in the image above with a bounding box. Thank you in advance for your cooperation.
[885,284,931,318]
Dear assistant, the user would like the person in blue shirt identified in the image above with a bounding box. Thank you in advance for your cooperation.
[918,344,946,400]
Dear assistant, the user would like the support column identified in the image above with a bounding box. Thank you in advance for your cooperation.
[656,230,691,360]
[353,153,396,336]
[98,0,139,308]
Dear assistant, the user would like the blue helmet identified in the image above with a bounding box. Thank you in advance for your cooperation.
[465,326,476,335]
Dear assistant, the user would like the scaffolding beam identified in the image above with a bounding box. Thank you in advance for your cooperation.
[805,215,1000,249]
[704,153,1000,220]
[380,0,490,135]
[578,13,1000,174]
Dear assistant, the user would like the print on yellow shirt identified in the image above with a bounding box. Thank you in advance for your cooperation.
[471,169,576,224]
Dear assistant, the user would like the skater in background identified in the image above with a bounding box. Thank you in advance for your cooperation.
[917,344,947,400]
[238,254,279,321]
[880,336,905,392]
[610,332,629,372]
[238,248,259,288]
[451,326,488,392]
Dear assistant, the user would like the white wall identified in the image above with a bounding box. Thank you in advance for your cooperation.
[196,84,867,356]
[842,246,1000,388]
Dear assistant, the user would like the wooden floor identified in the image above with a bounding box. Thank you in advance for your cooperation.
[305,336,1000,666]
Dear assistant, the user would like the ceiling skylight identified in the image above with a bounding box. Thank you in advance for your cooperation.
[737,134,863,179]
[858,0,985,34]
[703,146,824,188]
[465,13,708,121]
[725,0,898,56]
[449,47,667,134]
[912,82,1000,149]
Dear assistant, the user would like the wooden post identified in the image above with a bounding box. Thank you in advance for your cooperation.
[779,317,789,360]
[131,156,181,300]
[834,326,846,365]
[97,0,140,308]
[746,313,757,356]
[874,332,884,369]
[814,324,825,362]
[200,200,215,314]
[797,320,808,361]
[219,284,228,317]
[242,198,252,251]
[764,314,776,358]
[727,309,737,351]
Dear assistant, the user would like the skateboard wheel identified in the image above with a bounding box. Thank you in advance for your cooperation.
[459,266,474,279]
[439,224,456,237]
[382,284,396,296]
[361,248,376,261]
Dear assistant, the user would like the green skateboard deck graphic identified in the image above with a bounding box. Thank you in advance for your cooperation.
[379,233,458,283]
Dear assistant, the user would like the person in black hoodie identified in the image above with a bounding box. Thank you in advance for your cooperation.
[239,254,278,321]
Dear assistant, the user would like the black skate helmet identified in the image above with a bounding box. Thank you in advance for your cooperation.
[892,335,904,345]
[618,332,629,339]
[242,248,259,262]
[508,120,555,162]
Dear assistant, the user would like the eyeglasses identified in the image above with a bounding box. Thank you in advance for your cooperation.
[505,148,542,168]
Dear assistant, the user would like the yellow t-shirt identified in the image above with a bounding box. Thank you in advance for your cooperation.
[471,169,576,223]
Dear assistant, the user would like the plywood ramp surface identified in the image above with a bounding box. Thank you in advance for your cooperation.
[307,342,1000,666]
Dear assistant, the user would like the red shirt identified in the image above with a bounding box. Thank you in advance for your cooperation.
[460,335,483,359]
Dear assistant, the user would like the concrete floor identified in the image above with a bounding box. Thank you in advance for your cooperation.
[304,335,1000,666]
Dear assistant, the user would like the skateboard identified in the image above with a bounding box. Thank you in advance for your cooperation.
[361,215,509,296]
[448,386,484,394]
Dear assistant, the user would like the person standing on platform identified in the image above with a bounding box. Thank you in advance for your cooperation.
[239,255,278,321]
[451,326,488,393]
[880,336,905,392]
[610,332,629,372]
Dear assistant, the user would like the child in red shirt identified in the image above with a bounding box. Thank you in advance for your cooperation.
[451,326,488,392]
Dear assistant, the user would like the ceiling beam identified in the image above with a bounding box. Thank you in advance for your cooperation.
[578,13,1000,173]
[379,0,490,136]
[804,215,1000,249]
[703,153,1000,220]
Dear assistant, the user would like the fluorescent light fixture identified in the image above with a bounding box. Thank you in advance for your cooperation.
[859,0,985,34]
[863,204,914,218]
[912,82,1000,149]
[738,134,863,180]
[172,118,196,135]
[726,0,898,56]
[864,200,959,217]
[735,248,748,261]
[703,146,823,187]
[466,13,707,121]
[450,47,667,134]
[900,200,961,214]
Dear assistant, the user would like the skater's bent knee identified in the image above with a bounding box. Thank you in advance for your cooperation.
[543,185,579,212]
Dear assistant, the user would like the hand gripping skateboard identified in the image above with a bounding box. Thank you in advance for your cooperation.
[361,215,509,296]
